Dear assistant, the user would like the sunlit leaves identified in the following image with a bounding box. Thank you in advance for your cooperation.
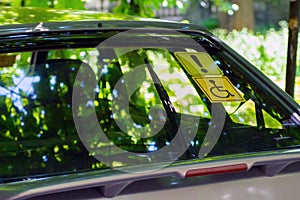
[212,22,300,104]
[32,109,40,124]
[7,0,85,9]
[10,0,22,7]
[111,0,187,17]
[213,22,289,79]
[55,0,85,10]
[223,100,257,126]
[53,145,59,153]
[25,0,49,7]
[213,0,233,13]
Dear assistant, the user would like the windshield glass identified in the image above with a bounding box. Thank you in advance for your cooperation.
[0,29,299,182]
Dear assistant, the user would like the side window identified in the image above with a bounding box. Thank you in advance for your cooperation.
[210,53,284,130]
[223,100,257,126]
[223,99,282,128]
[263,109,283,129]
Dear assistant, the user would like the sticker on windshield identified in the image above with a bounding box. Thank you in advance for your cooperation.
[193,76,245,103]
[175,52,223,77]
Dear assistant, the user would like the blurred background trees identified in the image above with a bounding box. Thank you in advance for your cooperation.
[0,0,290,31]
[0,0,291,33]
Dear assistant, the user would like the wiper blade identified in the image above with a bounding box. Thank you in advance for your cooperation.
[144,58,179,134]
[144,58,195,158]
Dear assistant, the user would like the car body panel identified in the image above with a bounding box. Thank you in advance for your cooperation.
[114,173,300,200]
[2,152,300,199]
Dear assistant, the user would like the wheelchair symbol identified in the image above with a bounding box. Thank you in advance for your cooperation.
[209,79,234,99]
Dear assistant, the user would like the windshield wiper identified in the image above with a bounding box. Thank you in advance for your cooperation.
[144,58,195,158]
[144,58,179,134]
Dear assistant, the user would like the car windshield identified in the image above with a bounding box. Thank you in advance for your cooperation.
[0,28,299,182]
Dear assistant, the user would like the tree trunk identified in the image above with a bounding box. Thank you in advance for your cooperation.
[285,0,299,97]
[230,0,255,30]
[217,0,255,31]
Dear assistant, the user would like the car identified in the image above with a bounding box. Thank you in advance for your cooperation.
[0,6,300,200]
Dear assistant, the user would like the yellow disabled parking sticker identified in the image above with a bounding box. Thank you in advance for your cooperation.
[193,76,245,103]
[175,52,223,77]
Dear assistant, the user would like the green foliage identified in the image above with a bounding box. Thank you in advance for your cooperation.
[24,0,49,7]
[5,0,85,9]
[213,21,300,103]
[213,21,292,80]
[110,0,187,17]
[213,0,232,12]
[201,18,219,30]
[110,0,155,17]
[3,0,242,18]
[110,0,233,17]
[55,0,85,10]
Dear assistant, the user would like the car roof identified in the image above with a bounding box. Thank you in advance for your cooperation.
[0,7,210,36]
